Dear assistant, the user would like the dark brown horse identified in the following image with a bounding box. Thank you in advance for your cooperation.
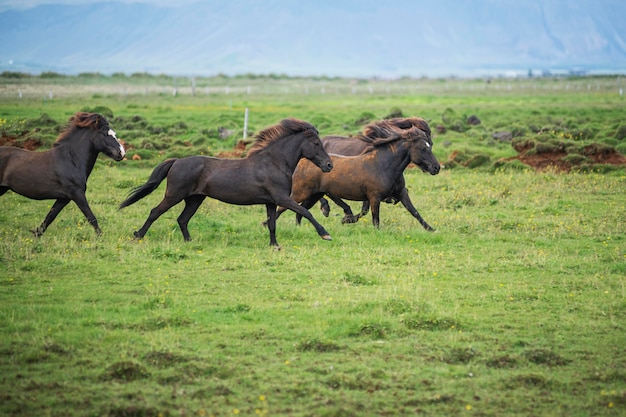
[0,112,125,236]
[119,118,333,248]
[277,119,440,229]
[318,117,436,229]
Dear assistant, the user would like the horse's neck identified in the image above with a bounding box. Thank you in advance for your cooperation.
[55,137,99,177]
[259,136,303,172]
[376,141,412,174]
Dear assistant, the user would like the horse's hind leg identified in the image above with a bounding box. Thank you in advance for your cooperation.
[319,197,330,217]
[265,203,280,248]
[134,197,181,239]
[357,201,370,220]
[325,194,358,224]
[0,186,8,197]
[177,195,206,241]
[32,198,70,237]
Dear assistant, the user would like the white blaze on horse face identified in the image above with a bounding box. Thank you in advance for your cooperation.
[108,129,126,157]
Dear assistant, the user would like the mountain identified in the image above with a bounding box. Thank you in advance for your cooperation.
[1,0,626,78]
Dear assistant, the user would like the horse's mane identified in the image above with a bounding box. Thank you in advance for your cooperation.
[54,112,108,146]
[247,118,318,156]
[360,117,430,143]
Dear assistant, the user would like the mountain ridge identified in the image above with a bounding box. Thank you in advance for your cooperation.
[1,0,625,78]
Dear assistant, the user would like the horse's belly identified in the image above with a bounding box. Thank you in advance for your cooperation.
[203,179,269,205]
[321,171,370,201]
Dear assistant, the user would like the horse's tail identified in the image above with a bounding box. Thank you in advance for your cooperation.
[119,158,177,209]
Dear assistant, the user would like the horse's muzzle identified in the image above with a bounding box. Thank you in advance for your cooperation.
[321,161,333,172]
[420,163,440,175]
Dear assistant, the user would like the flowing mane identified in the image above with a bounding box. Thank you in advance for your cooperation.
[54,112,108,146]
[247,118,318,156]
[353,116,431,146]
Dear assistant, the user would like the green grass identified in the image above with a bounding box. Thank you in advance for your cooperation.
[1,165,624,416]
[1,75,625,416]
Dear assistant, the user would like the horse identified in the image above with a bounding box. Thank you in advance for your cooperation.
[0,112,126,237]
[119,118,334,248]
[276,120,440,229]
[318,117,435,227]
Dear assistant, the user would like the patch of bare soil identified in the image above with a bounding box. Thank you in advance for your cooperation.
[510,145,626,172]
[0,136,43,150]
[215,140,248,158]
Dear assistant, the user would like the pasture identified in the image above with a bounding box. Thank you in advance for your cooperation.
[1,74,625,416]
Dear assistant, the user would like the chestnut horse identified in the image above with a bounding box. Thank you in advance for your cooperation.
[119,118,333,248]
[0,112,125,236]
[276,120,440,229]
[319,117,434,226]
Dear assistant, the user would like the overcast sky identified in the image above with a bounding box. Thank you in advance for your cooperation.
[0,0,198,12]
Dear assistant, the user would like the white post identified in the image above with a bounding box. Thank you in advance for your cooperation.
[243,107,249,140]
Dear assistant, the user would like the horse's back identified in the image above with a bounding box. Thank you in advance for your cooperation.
[322,135,369,156]
[0,146,34,184]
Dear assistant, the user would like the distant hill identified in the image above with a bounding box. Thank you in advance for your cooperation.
[1,0,626,78]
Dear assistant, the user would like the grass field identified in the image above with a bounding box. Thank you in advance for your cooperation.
[1,74,625,416]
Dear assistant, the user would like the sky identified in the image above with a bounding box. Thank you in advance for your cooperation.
[0,0,195,11]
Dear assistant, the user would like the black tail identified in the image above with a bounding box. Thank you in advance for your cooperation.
[119,158,177,209]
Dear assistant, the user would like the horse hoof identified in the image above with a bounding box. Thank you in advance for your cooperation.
[321,234,332,241]
[273,245,282,251]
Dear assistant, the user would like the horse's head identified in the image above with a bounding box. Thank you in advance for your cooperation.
[89,114,126,161]
[300,126,333,173]
[406,128,440,175]
[99,127,126,161]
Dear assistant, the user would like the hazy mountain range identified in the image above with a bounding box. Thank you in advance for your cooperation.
[1,0,626,78]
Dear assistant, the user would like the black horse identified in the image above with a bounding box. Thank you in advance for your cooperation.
[119,118,333,248]
[319,117,436,229]
[277,120,440,229]
[0,112,126,236]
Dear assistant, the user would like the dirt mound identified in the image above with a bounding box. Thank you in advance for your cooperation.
[510,143,626,172]
[0,136,43,150]
[215,140,248,158]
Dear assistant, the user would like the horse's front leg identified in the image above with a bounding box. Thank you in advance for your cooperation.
[395,187,435,231]
[72,194,102,235]
[295,194,324,225]
[369,198,382,228]
[278,198,332,241]
[32,198,70,237]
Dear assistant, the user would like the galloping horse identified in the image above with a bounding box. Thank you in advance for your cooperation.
[0,112,125,236]
[119,118,333,248]
[277,120,440,229]
[318,117,435,228]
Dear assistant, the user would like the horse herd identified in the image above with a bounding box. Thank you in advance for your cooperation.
[0,111,440,248]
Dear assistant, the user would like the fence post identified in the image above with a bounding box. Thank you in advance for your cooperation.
[243,107,249,140]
